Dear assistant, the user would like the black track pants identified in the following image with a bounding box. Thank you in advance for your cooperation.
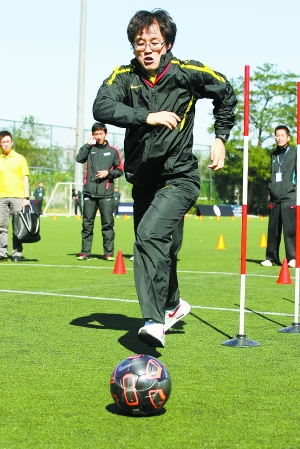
[132,176,200,323]
[81,196,115,256]
[172,217,184,258]
[266,201,296,262]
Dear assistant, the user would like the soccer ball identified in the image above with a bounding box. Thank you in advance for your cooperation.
[110,354,171,415]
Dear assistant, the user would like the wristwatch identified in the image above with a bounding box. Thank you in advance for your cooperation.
[216,134,229,143]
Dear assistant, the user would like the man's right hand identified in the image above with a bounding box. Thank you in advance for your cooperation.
[146,111,181,130]
[88,134,95,145]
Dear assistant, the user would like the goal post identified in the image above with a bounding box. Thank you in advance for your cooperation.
[43,182,83,216]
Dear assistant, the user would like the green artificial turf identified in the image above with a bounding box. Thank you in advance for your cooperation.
[1,214,300,448]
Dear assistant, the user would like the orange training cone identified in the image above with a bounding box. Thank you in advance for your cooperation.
[276,259,292,284]
[113,250,127,274]
[216,234,226,250]
[259,233,267,248]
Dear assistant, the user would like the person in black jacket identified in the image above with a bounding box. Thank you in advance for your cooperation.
[93,9,237,348]
[72,189,83,216]
[113,186,121,217]
[34,182,45,216]
[261,125,296,268]
[76,122,123,261]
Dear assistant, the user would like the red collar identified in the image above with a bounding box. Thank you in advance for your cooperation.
[143,62,171,88]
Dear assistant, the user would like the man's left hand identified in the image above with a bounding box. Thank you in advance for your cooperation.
[96,170,109,179]
[208,138,226,171]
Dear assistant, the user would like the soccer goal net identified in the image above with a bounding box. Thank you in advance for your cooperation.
[43,182,83,216]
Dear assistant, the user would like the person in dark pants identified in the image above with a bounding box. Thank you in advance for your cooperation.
[72,189,83,216]
[93,9,236,347]
[261,125,296,268]
[130,217,184,261]
[76,122,123,261]
[171,217,184,259]
[113,186,121,217]
[33,182,45,216]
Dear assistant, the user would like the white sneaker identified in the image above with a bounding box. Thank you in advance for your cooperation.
[130,256,134,261]
[164,298,191,332]
[261,260,273,267]
[138,322,165,348]
[288,259,296,268]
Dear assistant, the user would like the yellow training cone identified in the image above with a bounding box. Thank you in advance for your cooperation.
[216,234,226,250]
[52,215,57,220]
[259,233,267,248]
[198,215,203,221]
[260,215,264,221]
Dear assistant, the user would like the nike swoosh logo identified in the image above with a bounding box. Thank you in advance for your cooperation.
[168,304,180,318]
[130,84,143,89]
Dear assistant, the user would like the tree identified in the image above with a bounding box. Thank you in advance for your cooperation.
[212,64,299,214]
[12,116,74,195]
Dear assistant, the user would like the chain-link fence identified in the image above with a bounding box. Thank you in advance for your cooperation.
[0,118,216,204]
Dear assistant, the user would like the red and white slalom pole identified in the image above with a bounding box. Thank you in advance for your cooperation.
[238,65,250,336]
[222,65,260,347]
[279,81,300,333]
[295,83,300,319]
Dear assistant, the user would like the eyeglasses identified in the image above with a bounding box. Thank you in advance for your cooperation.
[134,41,165,51]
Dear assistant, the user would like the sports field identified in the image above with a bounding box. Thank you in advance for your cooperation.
[1,214,300,449]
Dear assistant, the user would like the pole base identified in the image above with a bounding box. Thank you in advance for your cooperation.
[221,334,261,347]
[278,323,300,333]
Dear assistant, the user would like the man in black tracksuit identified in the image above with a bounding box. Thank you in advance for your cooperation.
[76,122,123,261]
[72,189,83,216]
[261,125,296,268]
[113,186,121,217]
[34,182,45,216]
[93,9,237,347]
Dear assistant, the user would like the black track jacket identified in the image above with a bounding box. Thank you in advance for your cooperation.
[93,52,237,187]
[268,145,297,202]
[76,141,123,198]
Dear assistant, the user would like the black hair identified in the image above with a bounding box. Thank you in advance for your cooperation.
[127,9,177,51]
[275,125,290,136]
[0,130,13,141]
[92,122,107,133]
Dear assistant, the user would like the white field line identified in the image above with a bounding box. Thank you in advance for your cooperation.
[0,289,293,317]
[2,263,283,279]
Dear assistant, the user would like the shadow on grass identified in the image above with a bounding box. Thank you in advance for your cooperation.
[283,296,294,304]
[106,403,166,417]
[70,313,166,357]
[189,312,233,339]
[236,305,287,328]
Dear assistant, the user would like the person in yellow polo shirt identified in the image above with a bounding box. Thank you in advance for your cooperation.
[0,130,31,262]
